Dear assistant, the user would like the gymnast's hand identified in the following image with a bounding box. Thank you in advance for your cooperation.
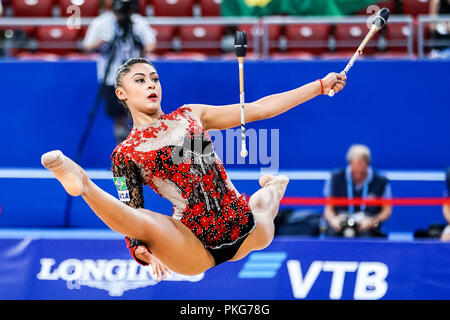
[321,72,347,95]
[135,246,171,281]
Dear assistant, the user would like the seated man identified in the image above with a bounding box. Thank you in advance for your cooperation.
[441,168,450,241]
[323,144,392,237]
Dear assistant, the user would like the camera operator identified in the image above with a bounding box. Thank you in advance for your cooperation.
[82,0,156,144]
[323,144,393,238]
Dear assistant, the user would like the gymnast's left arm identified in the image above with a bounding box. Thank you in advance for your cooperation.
[111,152,170,281]
[190,72,346,131]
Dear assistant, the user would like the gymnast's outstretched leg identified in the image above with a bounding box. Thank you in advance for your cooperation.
[229,175,289,261]
[41,150,215,275]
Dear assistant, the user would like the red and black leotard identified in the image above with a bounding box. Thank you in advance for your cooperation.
[111,106,255,266]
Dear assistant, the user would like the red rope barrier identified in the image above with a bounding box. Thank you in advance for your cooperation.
[280,197,450,206]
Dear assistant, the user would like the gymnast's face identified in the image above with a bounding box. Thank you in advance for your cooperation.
[115,63,162,117]
[350,157,368,184]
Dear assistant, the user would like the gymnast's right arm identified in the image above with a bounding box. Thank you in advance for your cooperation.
[111,151,149,266]
[190,72,346,131]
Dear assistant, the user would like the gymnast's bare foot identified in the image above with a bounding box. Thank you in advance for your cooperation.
[259,174,290,200]
[41,150,86,196]
[259,174,289,188]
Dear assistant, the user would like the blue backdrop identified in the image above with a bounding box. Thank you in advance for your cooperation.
[0,59,449,300]
[0,59,449,232]
[1,59,449,169]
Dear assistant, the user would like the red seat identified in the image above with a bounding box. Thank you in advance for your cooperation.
[239,24,281,55]
[162,51,208,60]
[402,0,430,16]
[267,24,282,54]
[270,52,315,60]
[152,0,194,16]
[321,51,362,59]
[387,19,432,56]
[12,0,53,17]
[372,51,411,59]
[35,25,81,55]
[79,25,89,38]
[64,52,100,60]
[151,25,177,54]
[386,23,413,52]
[285,24,330,54]
[58,0,99,17]
[178,25,224,55]
[138,0,147,15]
[265,25,282,43]
[334,24,378,53]
[14,52,61,60]
[199,0,220,16]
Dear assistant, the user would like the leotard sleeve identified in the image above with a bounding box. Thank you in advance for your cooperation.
[111,151,149,266]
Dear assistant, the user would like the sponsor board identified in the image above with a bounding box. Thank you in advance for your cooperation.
[0,237,449,299]
[238,252,389,300]
[37,258,204,297]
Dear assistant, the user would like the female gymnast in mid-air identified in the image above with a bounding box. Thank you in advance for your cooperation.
[41,57,346,280]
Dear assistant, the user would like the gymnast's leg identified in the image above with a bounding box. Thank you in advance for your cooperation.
[41,150,214,275]
[229,175,289,261]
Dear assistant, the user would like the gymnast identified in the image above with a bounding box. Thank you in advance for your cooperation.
[41,57,346,280]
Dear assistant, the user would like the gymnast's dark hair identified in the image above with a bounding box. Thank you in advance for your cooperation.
[115,57,155,108]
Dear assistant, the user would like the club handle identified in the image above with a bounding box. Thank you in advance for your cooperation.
[238,57,244,93]
[328,69,348,97]
[328,27,378,98]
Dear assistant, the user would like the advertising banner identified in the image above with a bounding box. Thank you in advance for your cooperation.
[0,237,449,300]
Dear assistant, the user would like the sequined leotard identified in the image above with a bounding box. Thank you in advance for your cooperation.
[111,106,256,265]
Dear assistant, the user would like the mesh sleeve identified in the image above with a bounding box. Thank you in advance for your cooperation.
[111,151,149,265]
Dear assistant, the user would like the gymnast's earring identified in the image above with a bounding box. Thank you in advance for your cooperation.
[116,88,126,100]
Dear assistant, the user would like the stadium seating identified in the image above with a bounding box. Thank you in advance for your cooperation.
[416,21,433,54]
[235,24,260,55]
[58,0,99,17]
[14,52,61,60]
[178,25,224,55]
[334,23,379,54]
[386,22,412,52]
[12,0,53,17]
[402,0,430,16]
[138,0,147,15]
[79,25,88,38]
[151,25,177,54]
[162,51,208,60]
[152,0,194,17]
[0,25,36,37]
[199,0,221,17]
[0,0,428,59]
[245,24,282,54]
[284,24,331,54]
[35,25,81,55]
[377,0,397,12]
[0,25,34,57]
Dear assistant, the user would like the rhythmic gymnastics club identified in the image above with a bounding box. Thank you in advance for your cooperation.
[235,31,248,158]
[328,7,390,97]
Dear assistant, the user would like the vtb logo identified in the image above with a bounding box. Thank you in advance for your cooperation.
[287,260,389,300]
[239,253,389,300]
